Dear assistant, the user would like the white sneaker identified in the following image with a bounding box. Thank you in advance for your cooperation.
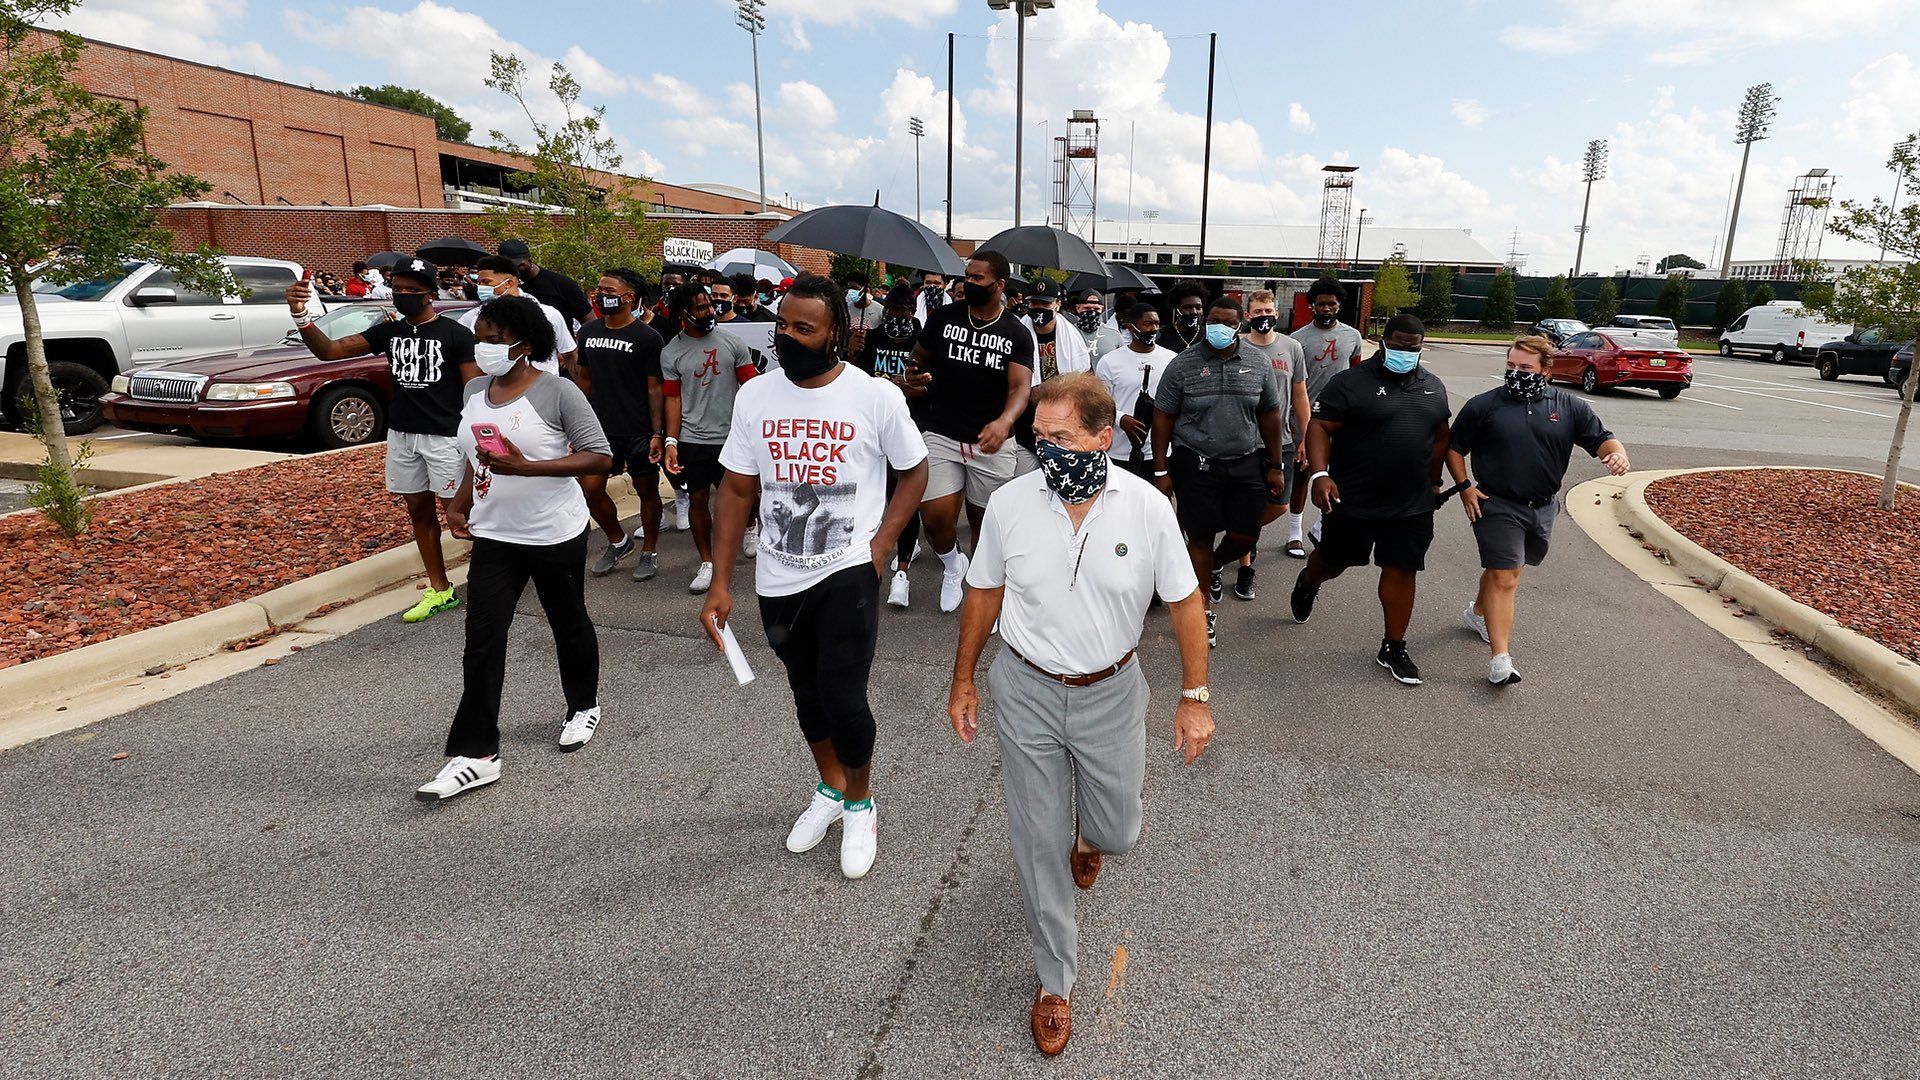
[786,787,844,853]
[558,706,600,751]
[674,491,692,531]
[1307,519,1323,546]
[689,561,714,594]
[939,551,970,613]
[742,523,760,559]
[910,541,923,563]
[887,570,911,609]
[1489,653,1523,686]
[841,800,878,879]
[414,755,500,801]
[1462,602,1490,644]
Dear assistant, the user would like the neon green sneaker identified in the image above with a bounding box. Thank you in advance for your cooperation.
[402,586,460,624]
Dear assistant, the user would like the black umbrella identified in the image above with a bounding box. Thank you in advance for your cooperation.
[1066,261,1159,294]
[364,251,409,269]
[416,237,490,266]
[761,200,965,277]
[975,225,1105,277]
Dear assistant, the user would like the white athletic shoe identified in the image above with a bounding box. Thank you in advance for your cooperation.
[786,787,845,853]
[1462,602,1490,644]
[742,522,760,559]
[910,541,923,564]
[674,491,692,531]
[1307,519,1323,546]
[840,800,878,879]
[414,755,500,801]
[1489,653,1523,686]
[558,706,600,751]
[887,570,911,609]
[939,552,970,613]
[689,561,714,594]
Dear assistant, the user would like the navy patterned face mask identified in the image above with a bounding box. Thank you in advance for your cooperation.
[1036,439,1108,504]
[1504,368,1547,401]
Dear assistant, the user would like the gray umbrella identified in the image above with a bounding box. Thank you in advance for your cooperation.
[761,202,965,277]
[415,237,490,266]
[975,225,1105,277]
[1066,261,1158,293]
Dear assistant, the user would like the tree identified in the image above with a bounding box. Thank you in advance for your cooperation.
[1417,265,1454,325]
[1656,252,1706,274]
[1653,274,1693,325]
[1540,275,1576,319]
[1370,255,1416,320]
[1809,131,1920,509]
[1481,268,1517,328]
[830,253,877,286]
[479,52,668,286]
[348,84,472,143]
[1711,279,1748,332]
[1317,266,1340,281]
[0,2,231,536]
[1748,282,1775,308]
[1591,278,1621,324]
[1207,259,1230,277]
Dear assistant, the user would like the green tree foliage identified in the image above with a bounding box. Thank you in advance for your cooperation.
[0,1,232,535]
[348,84,472,143]
[1748,282,1775,308]
[1653,275,1693,325]
[1711,279,1748,332]
[479,52,668,286]
[1417,265,1455,325]
[1655,253,1706,274]
[1540,275,1576,319]
[1481,268,1517,328]
[1591,278,1621,324]
[1370,255,1416,319]
[1317,266,1340,281]
[1207,259,1230,277]
[830,253,877,286]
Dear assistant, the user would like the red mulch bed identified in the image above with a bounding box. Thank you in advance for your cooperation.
[0,447,416,669]
[1647,468,1920,663]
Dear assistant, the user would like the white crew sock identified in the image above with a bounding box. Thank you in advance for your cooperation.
[1286,512,1304,543]
[938,546,965,572]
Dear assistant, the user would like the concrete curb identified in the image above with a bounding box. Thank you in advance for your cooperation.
[1620,466,1920,714]
[250,539,470,626]
[0,602,271,714]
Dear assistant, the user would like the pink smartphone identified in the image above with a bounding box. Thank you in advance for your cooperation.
[471,422,509,457]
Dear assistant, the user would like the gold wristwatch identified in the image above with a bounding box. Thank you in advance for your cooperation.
[1181,686,1210,703]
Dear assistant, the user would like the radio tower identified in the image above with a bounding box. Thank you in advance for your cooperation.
[1318,164,1358,265]
[1774,169,1835,279]
[1050,110,1101,248]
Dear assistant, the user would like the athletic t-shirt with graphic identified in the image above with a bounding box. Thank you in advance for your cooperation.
[1240,335,1308,446]
[1290,320,1366,402]
[661,329,756,444]
[458,374,611,546]
[719,364,929,597]
[576,317,664,437]
[914,303,1034,442]
[360,314,475,437]
[857,324,927,428]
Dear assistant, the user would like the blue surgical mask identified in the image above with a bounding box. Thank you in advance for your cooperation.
[846,288,865,306]
[475,283,497,301]
[1204,323,1236,350]
[1384,347,1420,374]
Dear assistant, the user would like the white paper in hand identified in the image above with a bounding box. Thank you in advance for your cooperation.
[715,618,754,685]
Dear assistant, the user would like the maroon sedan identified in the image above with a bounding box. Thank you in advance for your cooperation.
[1548,328,1692,399]
[102,301,475,448]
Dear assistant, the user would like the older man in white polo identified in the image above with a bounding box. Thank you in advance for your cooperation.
[948,371,1214,1057]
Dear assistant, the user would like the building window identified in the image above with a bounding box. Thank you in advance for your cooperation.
[1157,253,1172,264]
[1179,254,1195,265]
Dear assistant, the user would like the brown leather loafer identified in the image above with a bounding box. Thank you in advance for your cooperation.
[1071,842,1102,890]
[1031,990,1071,1056]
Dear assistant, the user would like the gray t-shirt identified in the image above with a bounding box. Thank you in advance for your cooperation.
[1152,341,1283,459]
[848,298,884,331]
[458,374,611,546]
[661,329,755,445]
[1240,335,1307,446]
[1290,320,1366,403]
[1079,322,1123,360]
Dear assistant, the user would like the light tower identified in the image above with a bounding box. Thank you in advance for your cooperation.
[1047,110,1099,248]
[736,0,767,213]
[1573,139,1607,277]
[1318,164,1358,265]
[1719,82,1778,276]
[987,0,1055,226]
[909,116,925,221]
[1774,168,1835,279]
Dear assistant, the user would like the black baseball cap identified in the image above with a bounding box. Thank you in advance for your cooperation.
[1028,277,1062,303]
[497,239,531,260]
[390,256,439,288]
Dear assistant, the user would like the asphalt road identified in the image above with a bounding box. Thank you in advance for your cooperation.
[0,478,26,514]
[3,344,1918,1078]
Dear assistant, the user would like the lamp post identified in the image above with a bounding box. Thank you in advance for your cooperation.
[1573,138,1607,277]
[1719,82,1777,277]
[988,0,1054,227]
[1879,135,1917,266]
[909,117,926,222]
[1354,209,1371,269]
[736,0,768,213]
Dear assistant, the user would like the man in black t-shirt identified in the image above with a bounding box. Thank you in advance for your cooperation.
[1292,313,1453,685]
[577,269,668,582]
[1158,280,1208,354]
[731,272,776,322]
[1445,336,1630,687]
[500,238,591,330]
[285,257,478,624]
[908,252,1035,613]
[858,282,927,609]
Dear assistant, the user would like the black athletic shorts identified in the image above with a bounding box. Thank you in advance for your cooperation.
[1170,446,1266,539]
[675,441,726,491]
[607,433,660,481]
[1317,509,1436,572]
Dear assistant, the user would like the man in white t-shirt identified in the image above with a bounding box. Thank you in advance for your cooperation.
[1093,301,1175,476]
[701,276,929,882]
[462,256,578,374]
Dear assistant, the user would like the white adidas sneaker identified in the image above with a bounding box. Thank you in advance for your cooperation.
[786,786,845,853]
[414,755,501,801]
[841,800,878,879]
[558,706,601,751]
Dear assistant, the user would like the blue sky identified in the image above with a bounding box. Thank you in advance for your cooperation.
[56,0,1920,275]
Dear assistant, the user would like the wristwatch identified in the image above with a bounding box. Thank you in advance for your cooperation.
[1181,686,1210,703]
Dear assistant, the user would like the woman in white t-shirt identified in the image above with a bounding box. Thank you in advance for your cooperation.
[415,296,614,803]
[698,276,930,881]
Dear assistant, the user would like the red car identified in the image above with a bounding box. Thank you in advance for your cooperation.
[101,301,476,448]
[1548,329,1692,399]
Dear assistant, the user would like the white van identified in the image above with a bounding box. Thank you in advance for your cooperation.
[1717,301,1854,364]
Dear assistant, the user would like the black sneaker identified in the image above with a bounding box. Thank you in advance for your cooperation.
[1205,607,1218,648]
[1289,571,1317,623]
[1209,570,1223,604]
[1377,640,1422,685]
[590,534,636,577]
[1233,565,1256,601]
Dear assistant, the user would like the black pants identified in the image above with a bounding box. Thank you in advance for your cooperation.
[447,529,598,758]
[885,471,921,566]
[758,564,881,769]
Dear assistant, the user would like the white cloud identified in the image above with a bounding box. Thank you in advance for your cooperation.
[1451,99,1488,127]
[764,0,961,28]
[778,81,838,129]
[561,46,631,97]
[1502,0,1908,59]
[1838,54,1920,154]
[1288,103,1314,134]
[51,0,316,83]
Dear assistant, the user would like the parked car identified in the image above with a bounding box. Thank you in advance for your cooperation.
[2,257,306,435]
[1598,315,1680,344]
[99,301,476,449]
[1720,301,1854,365]
[1889,341,1914,394]
[1529,317,1589,346]
[1548,329,1693,399]
[1812,326,1908,386]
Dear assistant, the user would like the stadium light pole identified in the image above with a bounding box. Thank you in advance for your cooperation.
[1573,139,1607,277]
[737,0,768,213]
[1879,135,1917,266]
[1354,208,1370,269]
[910,117,926,222]
[1719,82,1777,277]
[989,0,1054,227]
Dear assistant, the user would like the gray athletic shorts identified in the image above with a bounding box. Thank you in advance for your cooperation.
[386,430,464,499]
[924,431,1020,505]
[1472,494,1557,569]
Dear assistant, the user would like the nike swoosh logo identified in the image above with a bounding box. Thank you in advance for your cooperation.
[1423,390,1435,394]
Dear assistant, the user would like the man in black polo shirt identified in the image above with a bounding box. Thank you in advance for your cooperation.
[1292,313,1451,685]
[1446,336,1630,686]
[499,239,591,330]
[1151,294,1286,647]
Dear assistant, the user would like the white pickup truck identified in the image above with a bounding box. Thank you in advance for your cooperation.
[2,257,305,434]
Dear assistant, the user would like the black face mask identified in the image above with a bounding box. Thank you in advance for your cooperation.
[393,292,430,318]
[1131,328,1159,348]
[774,333,837,382]
[882,315,916,340]
[1176,311,1202,331]
[1030,306,1055,328]
[1313,310,1338,327]
[598,294,624,314]
[1248,315,1278,334]
[962,281,995,308]
[687,313,717,333]
[1075,311,1102,333]
[711,299,733,317]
